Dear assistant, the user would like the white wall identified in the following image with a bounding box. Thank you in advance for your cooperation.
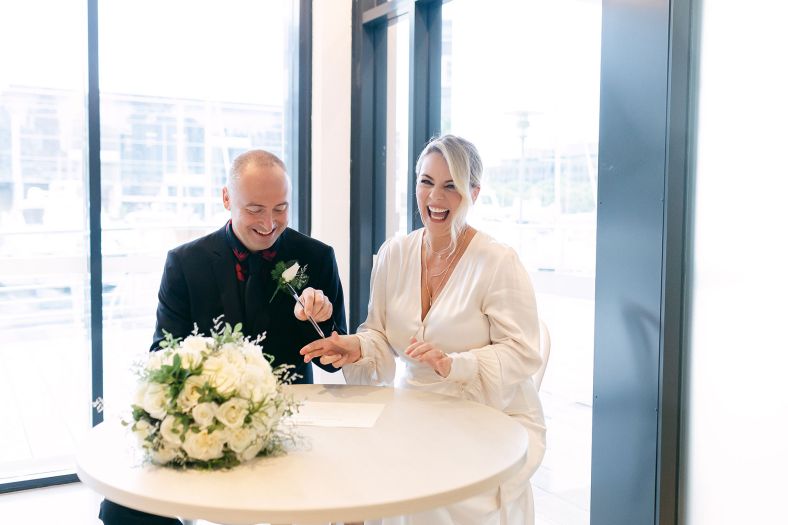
[683,2,788,522]
[310,0,352,383]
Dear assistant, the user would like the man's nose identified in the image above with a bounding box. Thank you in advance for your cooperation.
[259,210,274,230]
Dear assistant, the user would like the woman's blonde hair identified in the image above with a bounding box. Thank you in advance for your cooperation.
[415,134,482,250]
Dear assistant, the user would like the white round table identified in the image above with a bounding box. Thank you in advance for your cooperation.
[76,385,529,524]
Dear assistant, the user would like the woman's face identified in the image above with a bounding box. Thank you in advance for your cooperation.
[416,152,466,236]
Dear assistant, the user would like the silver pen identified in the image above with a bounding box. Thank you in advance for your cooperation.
[286,283,326,338]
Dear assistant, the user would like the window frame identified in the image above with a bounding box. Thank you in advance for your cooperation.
[349,0,440,330]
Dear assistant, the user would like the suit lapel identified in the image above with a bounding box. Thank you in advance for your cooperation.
[209,232,244,328]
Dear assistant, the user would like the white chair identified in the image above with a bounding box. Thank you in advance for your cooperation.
[533,319,551,391]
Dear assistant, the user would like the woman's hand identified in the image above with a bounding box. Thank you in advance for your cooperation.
[299,331,361,368]
[405,337,452,378]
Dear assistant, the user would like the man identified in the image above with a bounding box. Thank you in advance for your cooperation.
[99,150,346,525]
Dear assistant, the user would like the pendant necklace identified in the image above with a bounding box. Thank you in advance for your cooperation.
[423,228,467,306]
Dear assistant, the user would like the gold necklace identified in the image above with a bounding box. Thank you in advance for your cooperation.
[426,242,461,278]
[423,229,467,305]
[424,234,454,259]
[424,228,466,276]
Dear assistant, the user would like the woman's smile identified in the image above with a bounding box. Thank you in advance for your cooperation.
[427,205,450,222]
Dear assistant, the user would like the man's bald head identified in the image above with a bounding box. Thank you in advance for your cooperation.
[227,150,290,197]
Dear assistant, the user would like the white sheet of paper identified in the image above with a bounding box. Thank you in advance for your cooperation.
[287,401,385,428]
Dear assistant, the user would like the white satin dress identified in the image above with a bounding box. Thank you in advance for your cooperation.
[343,229,546,525]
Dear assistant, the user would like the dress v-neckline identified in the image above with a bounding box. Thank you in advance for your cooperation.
[418,228,479,322]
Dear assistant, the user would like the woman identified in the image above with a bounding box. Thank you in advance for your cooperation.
[300,134,546,525]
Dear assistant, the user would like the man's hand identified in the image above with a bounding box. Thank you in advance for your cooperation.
[294,287,333,322]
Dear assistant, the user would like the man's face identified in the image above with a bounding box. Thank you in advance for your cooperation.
[222,163,289,251]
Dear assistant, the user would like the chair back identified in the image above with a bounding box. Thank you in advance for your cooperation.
[534,319,551,391]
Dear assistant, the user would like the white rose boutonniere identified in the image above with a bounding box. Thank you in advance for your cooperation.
[270,260,326,338]
[281,262,300,283]
[270,260,309,302]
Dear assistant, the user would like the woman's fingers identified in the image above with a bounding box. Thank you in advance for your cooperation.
[300,339,332,362]
[406,341,431,358]
[300,331,351,363]
[319,353,343,366]
[404,337,451,376]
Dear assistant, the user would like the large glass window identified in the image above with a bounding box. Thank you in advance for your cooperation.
[440,1,601,523]
[0,0,303,489]
[98,0,298,416]
[0,0,91,484]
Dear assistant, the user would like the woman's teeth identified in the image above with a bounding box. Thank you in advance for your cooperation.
[427,206,449,221]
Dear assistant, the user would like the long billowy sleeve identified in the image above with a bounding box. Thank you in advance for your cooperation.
[443,247,542,411]
[342,240,397,385]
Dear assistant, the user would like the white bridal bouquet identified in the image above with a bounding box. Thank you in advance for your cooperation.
[128,320,299,469]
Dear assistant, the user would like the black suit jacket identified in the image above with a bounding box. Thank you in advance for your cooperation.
[152,226,347,383]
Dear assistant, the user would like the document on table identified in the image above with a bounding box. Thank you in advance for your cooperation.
[287,401,385,428]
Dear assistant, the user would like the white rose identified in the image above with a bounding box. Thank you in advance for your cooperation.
[261,372,279,400]
[249,411,269,435]
[192,402,218,428]
[131,419,154,443]
[203,355,242,396]
[281,262,300,282]
[145,351,164,371]
[160,415,186,446]
[216,398,250,429]
[237,367,276,404]
[240,438,265,462]
[182,428,226,461]
[177,375,207,411]
[142,383,169,420]
[156,349,178,368]
[241,342,271,372]
[250,404,282,435]
[177,336,210,370]
[150,442,181,465]
[181,335,211,354]
[132,383,147,408]
[226,425,256,454]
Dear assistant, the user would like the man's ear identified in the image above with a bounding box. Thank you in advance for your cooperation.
[222,187,231,211]
[471,186,481,204]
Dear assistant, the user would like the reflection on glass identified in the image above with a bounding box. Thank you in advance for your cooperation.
[99,0,296,415]
[0,0,90,483]
[441,1,601,523]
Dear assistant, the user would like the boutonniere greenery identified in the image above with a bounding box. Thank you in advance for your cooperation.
[270,261,309,302]
[270,261,326,338]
